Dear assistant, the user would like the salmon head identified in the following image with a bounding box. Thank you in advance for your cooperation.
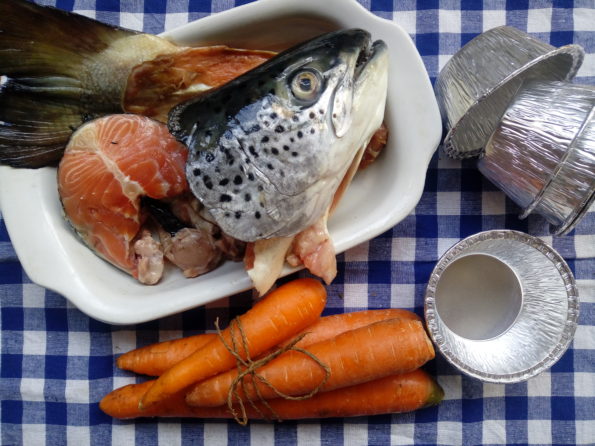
[168,29,389,242]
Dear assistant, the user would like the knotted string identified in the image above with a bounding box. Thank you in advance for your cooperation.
[214,317,330,425]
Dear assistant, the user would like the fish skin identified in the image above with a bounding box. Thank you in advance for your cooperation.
[169,29,389,243]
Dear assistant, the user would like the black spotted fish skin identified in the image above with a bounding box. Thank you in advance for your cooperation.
[170,29,388,242]
[185,95,331,241]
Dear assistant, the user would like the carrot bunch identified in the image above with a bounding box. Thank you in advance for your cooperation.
[100,278,443,422]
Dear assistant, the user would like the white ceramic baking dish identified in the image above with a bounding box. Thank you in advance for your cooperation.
[0,0,441,324]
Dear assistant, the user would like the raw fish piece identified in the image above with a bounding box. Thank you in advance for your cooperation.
[57,115,188,283]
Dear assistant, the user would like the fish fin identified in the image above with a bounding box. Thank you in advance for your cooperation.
[246,237,295,296]
[0,0,137,167]
[0,82,90,167]
[0,0,135,78]
[167,96,204,144]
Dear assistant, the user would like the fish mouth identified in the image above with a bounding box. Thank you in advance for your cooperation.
[296,28,386,82]
[354,38,387,82]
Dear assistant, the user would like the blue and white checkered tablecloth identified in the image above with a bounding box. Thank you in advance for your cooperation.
[1,0,594,445]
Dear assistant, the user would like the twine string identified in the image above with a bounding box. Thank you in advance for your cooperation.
[213,317,331,425]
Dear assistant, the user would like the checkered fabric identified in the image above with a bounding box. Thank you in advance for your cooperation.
[1,0,594,445]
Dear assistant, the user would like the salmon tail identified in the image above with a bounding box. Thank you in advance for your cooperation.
[0,0,135,79]
[0,89,84,168]
[0,0,176,168]
[0,0,135,167]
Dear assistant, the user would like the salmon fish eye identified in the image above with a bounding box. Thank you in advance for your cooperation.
[289,68,324,103]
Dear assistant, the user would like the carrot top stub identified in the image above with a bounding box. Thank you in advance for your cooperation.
[138,278,327,411]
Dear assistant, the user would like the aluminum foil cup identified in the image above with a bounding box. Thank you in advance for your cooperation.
[525,102,595,234]
[435,26,584,159]
[478,81,595,235]
[424,230,579,383]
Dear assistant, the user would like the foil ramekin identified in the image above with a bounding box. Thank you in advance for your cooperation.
[479,81,595,235]
[526,104,595,234]
[424,230,579,384]
[435,26,584,159]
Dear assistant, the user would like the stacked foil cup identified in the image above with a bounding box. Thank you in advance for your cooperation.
[480,82,595,234]
[435,25,593,234]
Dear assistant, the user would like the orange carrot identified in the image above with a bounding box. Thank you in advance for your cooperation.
[250,369,444,420]
[99,369,443,420]
[117,333,217,376]
[118,309,419,376]
[138,278,327,411]
[100,380,184,419]
[186,318,435,407]
[286,308,421,349]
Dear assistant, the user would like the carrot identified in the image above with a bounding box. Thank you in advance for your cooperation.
[100,380,183,420]
[117,333,217,376]
[285,308,421,349]
[185,318,435,407]
[118,309,419,376]
[251,369,444,420]
[99,369,444,420]
[138,278,327,411]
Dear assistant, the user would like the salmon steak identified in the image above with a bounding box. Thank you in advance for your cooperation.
[57,115,188,284]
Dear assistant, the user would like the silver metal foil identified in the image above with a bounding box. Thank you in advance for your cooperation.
[435,26,584,159]
[479,81,595,235]
[424,230,579,383]
[529,105,595,234]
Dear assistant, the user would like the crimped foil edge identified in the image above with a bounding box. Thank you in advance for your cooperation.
[556,189,595,235]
